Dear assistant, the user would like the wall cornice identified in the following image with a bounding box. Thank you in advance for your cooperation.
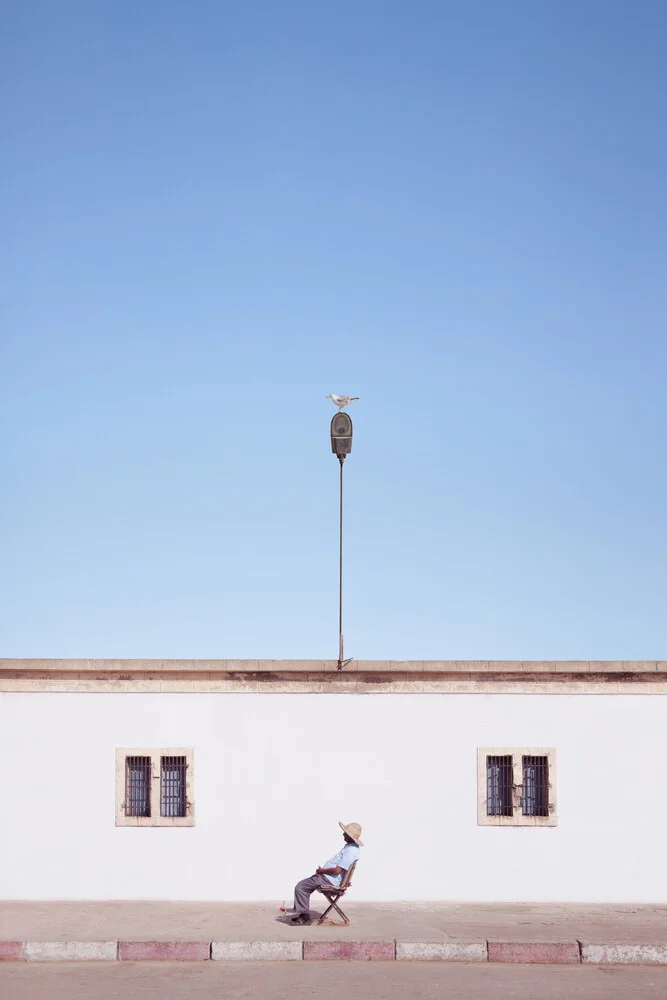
[1,659,665,694]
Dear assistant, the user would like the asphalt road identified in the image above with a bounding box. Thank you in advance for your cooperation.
[1,961,666,999]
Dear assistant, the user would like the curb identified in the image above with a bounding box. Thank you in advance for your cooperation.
[2,939,667,964]
[212,941,302,961]
[303,941,395,961]
[23,942,117,962]
[397,941,487,962]
[487,941,580,965]
[581,944,667,965]
[119,942,210,961]
[0,943,25,961]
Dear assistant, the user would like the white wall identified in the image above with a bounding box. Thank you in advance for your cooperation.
[1,692,665,902]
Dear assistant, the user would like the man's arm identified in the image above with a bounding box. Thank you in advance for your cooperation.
[315,866,342,875]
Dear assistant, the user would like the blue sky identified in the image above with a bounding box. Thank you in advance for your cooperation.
[2,1,666,660]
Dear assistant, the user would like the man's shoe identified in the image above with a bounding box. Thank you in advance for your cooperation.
[289,914,311,926]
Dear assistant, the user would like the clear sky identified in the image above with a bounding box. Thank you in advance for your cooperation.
[2,1,667,661]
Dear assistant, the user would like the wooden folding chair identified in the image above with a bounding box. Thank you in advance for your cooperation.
[314,861,357,925]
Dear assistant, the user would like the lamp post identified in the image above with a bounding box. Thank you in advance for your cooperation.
[330,412,353,670]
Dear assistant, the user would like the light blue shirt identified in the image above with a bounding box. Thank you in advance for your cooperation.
[323,843,360,886]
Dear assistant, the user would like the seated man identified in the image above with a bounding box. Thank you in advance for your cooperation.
[289,821,363,926]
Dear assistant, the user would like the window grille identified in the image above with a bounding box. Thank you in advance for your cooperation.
[486,755,513,816]
[522,755,549,816]
[117,748,194,827]
[161,755,187,817]
[125,756,151,817]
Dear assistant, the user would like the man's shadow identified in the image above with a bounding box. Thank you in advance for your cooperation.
[275,910,323,924]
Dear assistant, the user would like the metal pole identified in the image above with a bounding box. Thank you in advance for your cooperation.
[338,456,344,666]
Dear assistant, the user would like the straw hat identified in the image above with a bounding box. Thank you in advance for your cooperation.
[339,821,363,846]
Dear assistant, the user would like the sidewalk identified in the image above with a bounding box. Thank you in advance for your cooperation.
[1,902,666,964]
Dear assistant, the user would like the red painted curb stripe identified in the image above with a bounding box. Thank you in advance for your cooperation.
[488,941,581,964]
[303,941,395,961]
[118,941,210,961]
[0,942,24,961]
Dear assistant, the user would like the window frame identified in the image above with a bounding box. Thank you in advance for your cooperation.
[115,747,195,827]
[477,747,557,827]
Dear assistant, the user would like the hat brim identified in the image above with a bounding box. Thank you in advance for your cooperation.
[339,821,363,846]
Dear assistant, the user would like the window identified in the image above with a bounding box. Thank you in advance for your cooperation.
[161,755,187,817]
[125,756,151,817]
[522,754,549,817]
[486,755,513,816]
[477,747,556,826]
[116,748,194,826]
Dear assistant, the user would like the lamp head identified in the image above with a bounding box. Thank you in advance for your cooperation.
[330,412,353,461]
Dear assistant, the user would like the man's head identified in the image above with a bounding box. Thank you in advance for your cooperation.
[339,821,363,846]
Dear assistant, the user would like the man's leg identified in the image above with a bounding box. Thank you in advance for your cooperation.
[292,874,329,922]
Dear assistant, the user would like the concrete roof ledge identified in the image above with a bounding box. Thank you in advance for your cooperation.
[0,659,662,675]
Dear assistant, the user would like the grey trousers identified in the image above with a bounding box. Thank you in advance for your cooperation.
[293,874,330,917]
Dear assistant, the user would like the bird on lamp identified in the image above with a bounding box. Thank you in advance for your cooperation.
[325,394,359,411]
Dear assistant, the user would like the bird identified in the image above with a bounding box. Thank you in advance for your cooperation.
[325,394,359,410]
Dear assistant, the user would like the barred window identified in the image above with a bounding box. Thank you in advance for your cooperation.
[116,748,194,827]
[125,756,151,817]
[477,748,556,827]
[522,755,549,817]
[486,755,513,816]
[161,755,187,818]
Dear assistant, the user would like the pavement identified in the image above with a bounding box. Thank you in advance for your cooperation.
[3,961,667,1000]
[1,901,666,965]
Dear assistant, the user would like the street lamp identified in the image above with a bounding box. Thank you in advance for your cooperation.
[330,412,353,670]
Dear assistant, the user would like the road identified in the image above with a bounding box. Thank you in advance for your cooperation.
[1,961,666,999]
